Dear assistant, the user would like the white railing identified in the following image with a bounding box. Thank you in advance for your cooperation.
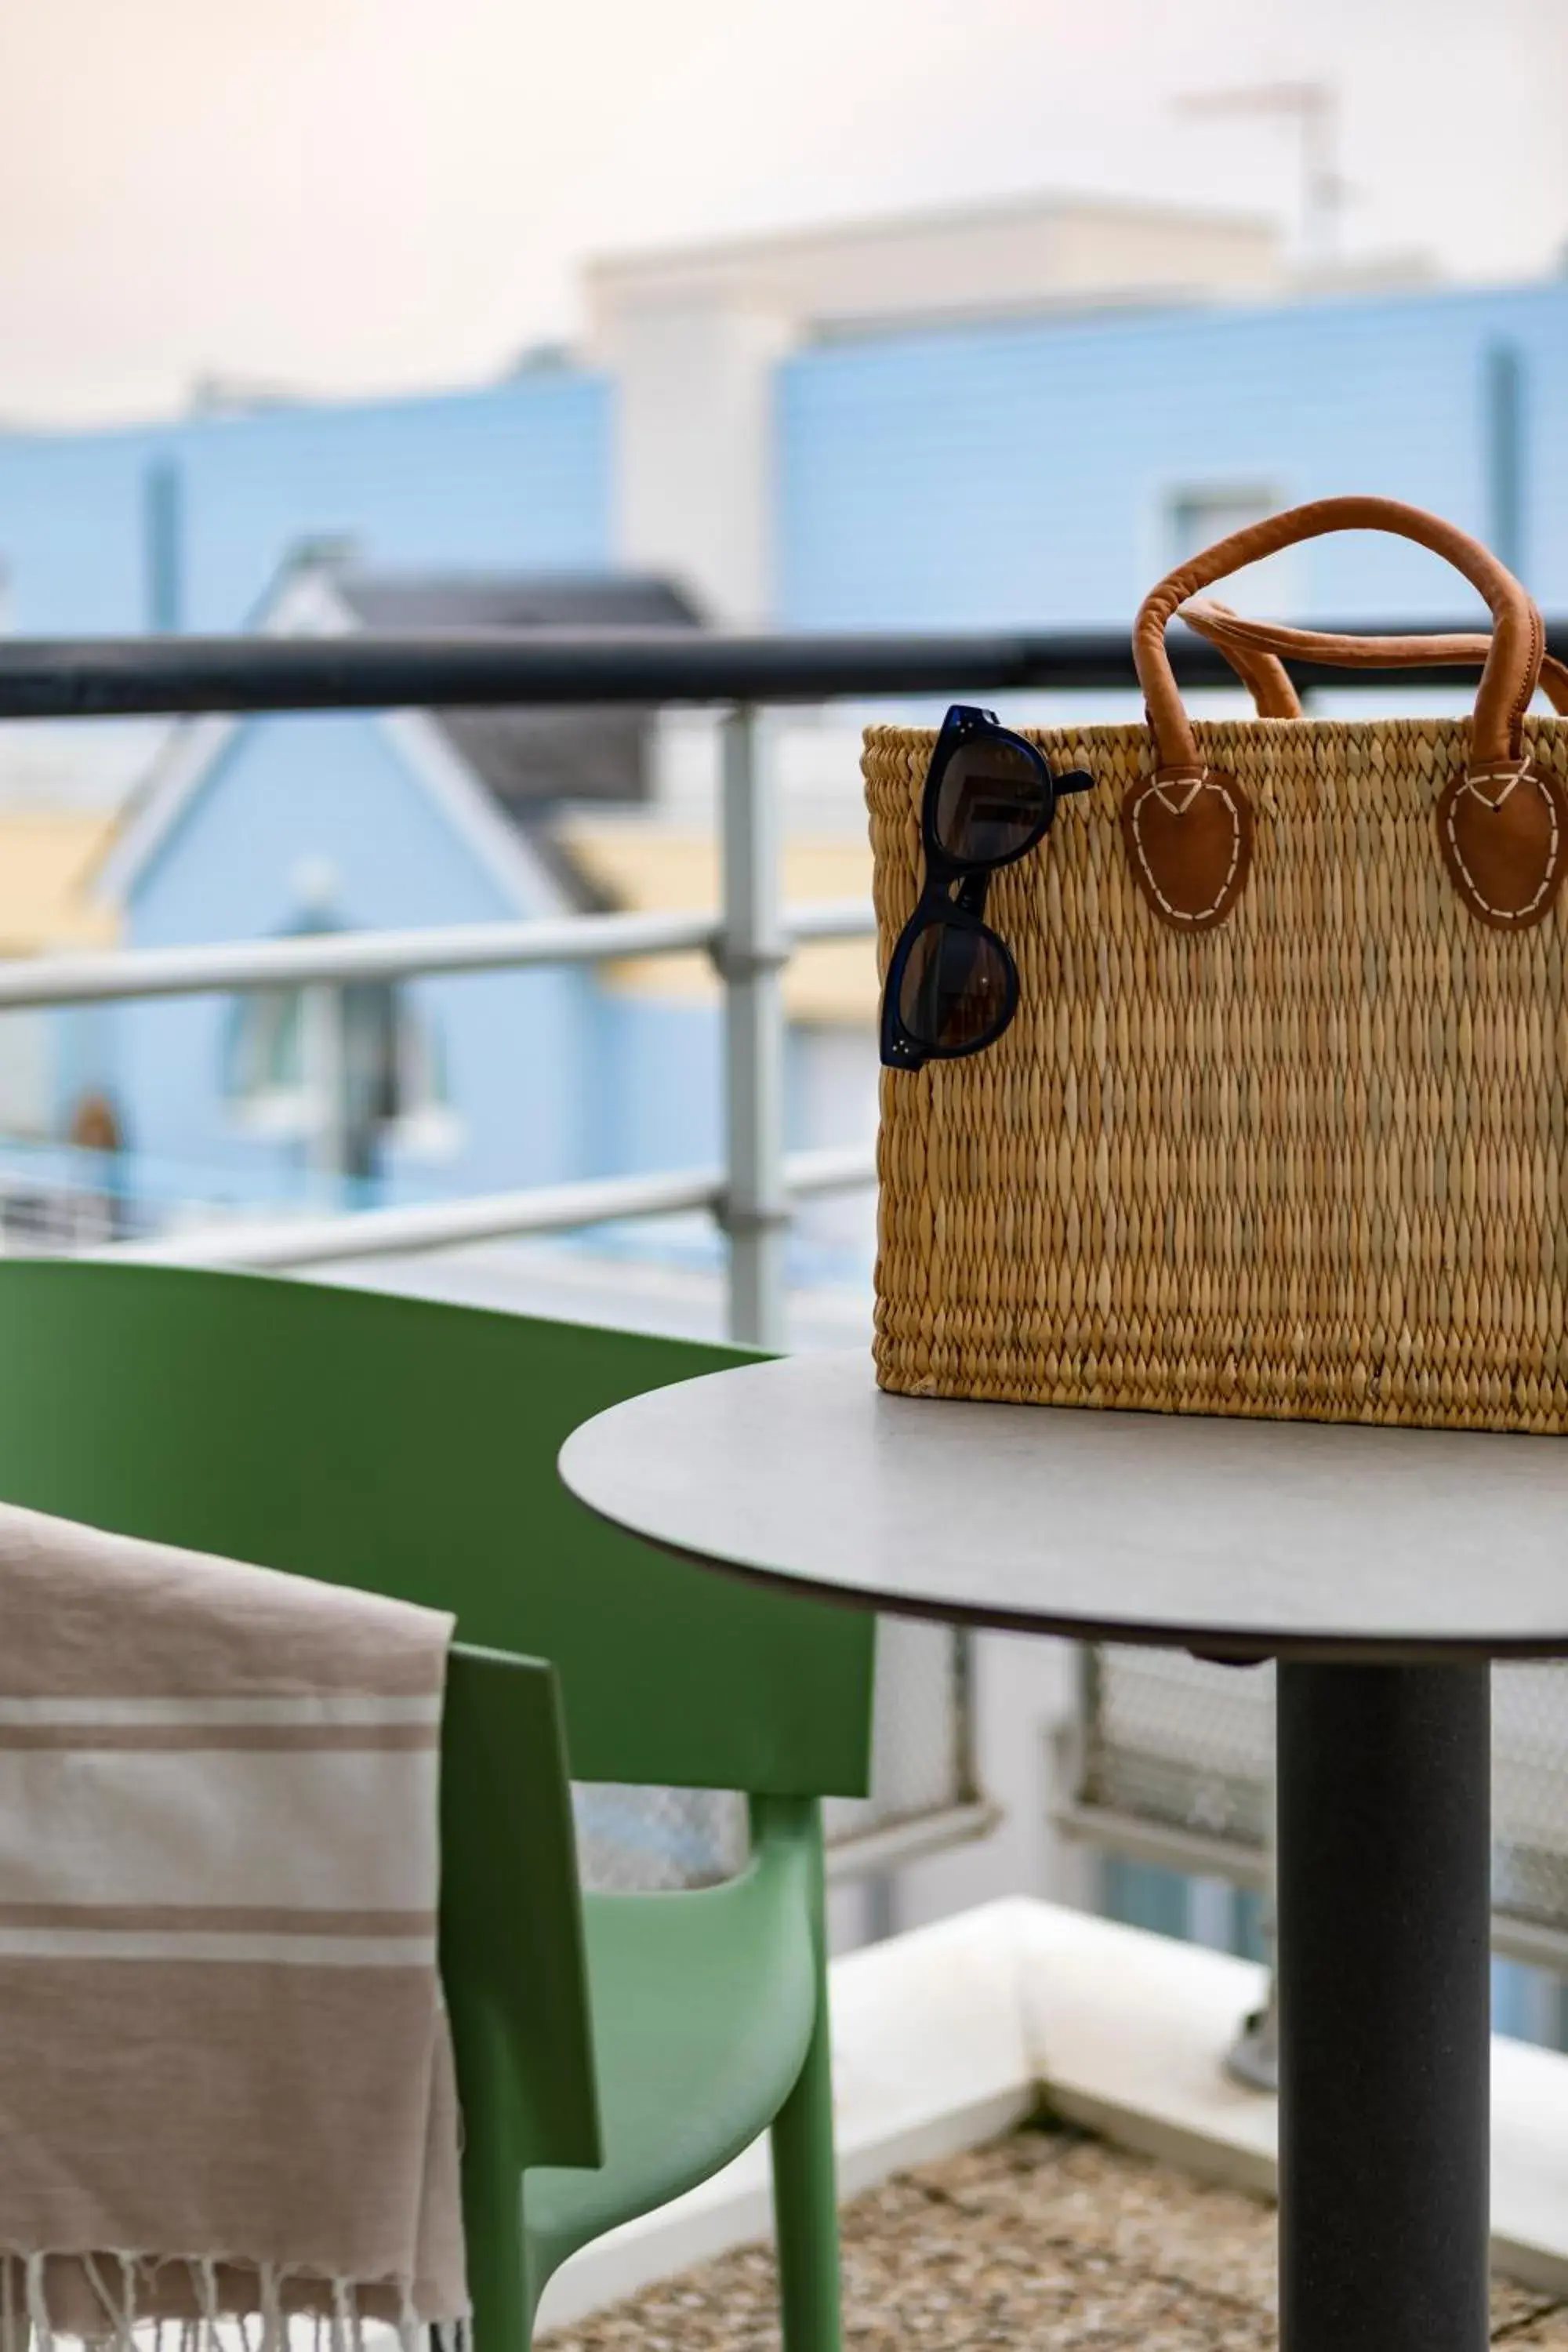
[6,612,1518,1336]
[109,1148,878,1272]
[0,896,876,1008]
[1,705,874,1348]
[16,614,1554,1916]
[0,693,962,1891]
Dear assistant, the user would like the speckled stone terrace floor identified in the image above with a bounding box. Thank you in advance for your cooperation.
[542,2126,1568,2352]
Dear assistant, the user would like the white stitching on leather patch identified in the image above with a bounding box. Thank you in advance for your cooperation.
[1464,767,1523,811]
[1444,765,1559,921]
[1130,775,1243,924]
[1151,776,1208,817]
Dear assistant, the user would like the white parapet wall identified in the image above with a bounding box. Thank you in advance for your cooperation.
[537,1896,1568,2328]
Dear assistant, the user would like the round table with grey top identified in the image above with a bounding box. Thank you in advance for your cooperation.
[560,1348,1568,2352]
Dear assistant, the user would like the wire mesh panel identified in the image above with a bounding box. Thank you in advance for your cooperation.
[1493,1666,1568,1937]
[824,1616,975,1847]
[573,1782,746,1892]
[575,1619,975,1892]
[1076,1648,1568,1955]
[1078,1648,1273,1854]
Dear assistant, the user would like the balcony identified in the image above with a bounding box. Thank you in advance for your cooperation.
[532,1898,1568,2341]
[6,616,1568,2339]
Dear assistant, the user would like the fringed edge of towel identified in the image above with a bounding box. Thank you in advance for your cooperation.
[0,2250,468,2352]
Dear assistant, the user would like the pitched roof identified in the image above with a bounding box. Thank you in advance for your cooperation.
[330,571,705,822]
[98,566,707,920]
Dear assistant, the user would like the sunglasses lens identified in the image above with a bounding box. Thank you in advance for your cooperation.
[932,735,1049,864]
[898,921,1013,1054]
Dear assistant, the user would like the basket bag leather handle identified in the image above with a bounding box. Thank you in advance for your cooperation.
[1181,598,1568,721]
[1124,495,1563,933]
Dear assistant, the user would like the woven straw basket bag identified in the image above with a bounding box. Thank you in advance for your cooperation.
[866,495,1568,1432]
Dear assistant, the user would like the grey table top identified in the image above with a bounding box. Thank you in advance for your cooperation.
[558,1349,1568,1661]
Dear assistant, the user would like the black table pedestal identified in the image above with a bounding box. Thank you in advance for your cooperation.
[1277,1663,1491,2352]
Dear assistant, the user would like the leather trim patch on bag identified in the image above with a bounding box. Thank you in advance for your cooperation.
[1436,763,1568,930]
[1120,770,1254,931]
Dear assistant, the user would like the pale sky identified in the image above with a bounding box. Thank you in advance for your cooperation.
[2,0,1566,427]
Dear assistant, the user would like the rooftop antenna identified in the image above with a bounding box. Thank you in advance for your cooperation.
[1175,82,1348,270]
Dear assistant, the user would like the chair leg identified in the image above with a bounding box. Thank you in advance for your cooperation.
[768,1822,844,2352]
[459,2059,536,2352]
[463,2177,534,2352]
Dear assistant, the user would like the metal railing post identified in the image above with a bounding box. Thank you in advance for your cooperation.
[305,983,350,1198]
[720,703,789,1350]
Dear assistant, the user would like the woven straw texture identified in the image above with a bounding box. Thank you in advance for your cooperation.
[866,712,1568,1430]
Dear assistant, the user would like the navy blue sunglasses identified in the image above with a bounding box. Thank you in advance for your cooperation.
[880,705,1093,1073]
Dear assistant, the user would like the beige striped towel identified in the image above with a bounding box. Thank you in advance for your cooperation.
[0,1498,466,2347]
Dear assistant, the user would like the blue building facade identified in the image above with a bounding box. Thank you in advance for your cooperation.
[0,371,612,634]
[3,279,1564,642]
[106,713,600,1215]
[3,271,1568,1232]
[79,559,729,1225]
[775,280,1568,626]
[103,704,731,1223]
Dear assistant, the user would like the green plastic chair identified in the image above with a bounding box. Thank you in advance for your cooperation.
[441,1640,603,2285]
[0,1261,876,2352]
[441,1642,604,2336]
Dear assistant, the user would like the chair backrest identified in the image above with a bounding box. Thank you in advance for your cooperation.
[0,1262,874,1796]
[441,1643,600,2176]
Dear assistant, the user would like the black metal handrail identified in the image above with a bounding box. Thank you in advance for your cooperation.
[2,620,1563,720]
